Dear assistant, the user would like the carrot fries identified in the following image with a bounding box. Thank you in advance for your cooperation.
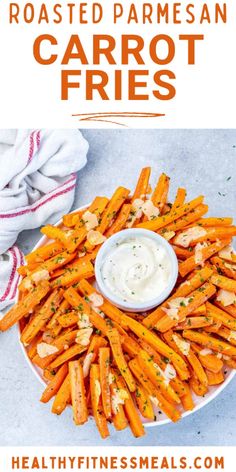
[1,167,235,440]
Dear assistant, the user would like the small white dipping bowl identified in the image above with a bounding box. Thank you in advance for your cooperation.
[95,228,178,312]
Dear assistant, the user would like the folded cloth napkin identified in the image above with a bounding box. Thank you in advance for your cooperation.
[0,129,88,312]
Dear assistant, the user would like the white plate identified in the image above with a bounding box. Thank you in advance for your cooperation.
[18,205,236,427]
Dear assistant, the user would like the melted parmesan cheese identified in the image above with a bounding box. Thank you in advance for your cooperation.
[172,334,190,356]
[199,348,213,356]
[132,198,145,219]
[216,289,235,307]
[164,363,176,380]
[82,352,94,377]
[162,297,190,321]
[175,227,207,248]
[31,269,50,284]
[87,230,106,245]
[218,244,233,261]
[194,242,208,266]
[142,200,160,220]
[76,327,93,346]
[162,230,175,241]
[111,388,128,414]
[127,198,159,227]
[95,380,101,405]
[82,210,98,231]
[88,293,104,307]
[149,396,159,407]
[228,330,236,342]
[37,342,59,358]
[78,313,92,329]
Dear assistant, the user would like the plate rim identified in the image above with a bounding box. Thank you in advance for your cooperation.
[17,204,236,428]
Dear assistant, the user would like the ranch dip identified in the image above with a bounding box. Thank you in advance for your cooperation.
[101,235,172,303]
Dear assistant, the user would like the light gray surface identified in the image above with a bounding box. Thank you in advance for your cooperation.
[0,129,236,446]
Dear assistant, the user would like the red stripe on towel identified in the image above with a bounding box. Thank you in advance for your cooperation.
[0,176,76,219]
[0,247,18,302]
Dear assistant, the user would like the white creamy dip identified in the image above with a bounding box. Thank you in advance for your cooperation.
[101,236,172,303]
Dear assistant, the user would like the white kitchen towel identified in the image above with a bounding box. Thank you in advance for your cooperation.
[0,129,88,312]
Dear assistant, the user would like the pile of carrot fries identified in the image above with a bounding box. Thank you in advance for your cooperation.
[1,167,236,438]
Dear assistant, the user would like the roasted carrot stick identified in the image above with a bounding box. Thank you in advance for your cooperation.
[99,347,112,419]
[63,196,108,229]
[137,196,204,231]
[211,256,236,280]
[57,311,78,328]
[77,279,125,326]
[63,209,86,228]
[164,204,208,232]
[69,361,88,425]
[172,188,187,210]
[143,266,213,329]
[65,197,109,252]
[182,330,236,356]
[96,187,130,235]
[132,167,151,201]
[136,338,187,397]
[134,384,155,420]
[27,333,43,360]
[115,370,145,437]
[206,369,224,386]
[204,320,222,333]
[195,217,233,227]
[217,326,236,346]
[63,287,108,335]
[19,251,77,292]
[181,383,194,411]
[163,330,208,387]
[210,273,236,292]
[191,344,223,373]
[51,373,71,414]
[0,280,50,332]
[187,349,208,387]
[90,364,110,438]
[77,197,109,228]
[189,375,208,397]
[43,367,58,382]
[151,173,170,212]
[170,377,188,397]
[122,335,140,358]
[46,299,70,330]
[105,204,131,237]
[52,250,98,279]
[137,349,181,404]
[49,344,87,369]
[51,261,94,288]
[187,226,236,246]
[121,314,189,380]
[25,241,64,265]
[172,245,194,260]
[175,316,213,330]
[129,359,181,423]
[20,289,63,345]
[32,329,78,369]
[109,377,128,431]
[206,302,236,330]
[179,239,231,277]
[64,227,88,254]
[41,225,72,248]
[40,363,68,403]
[214,301,236,319]
[155,282,216,332]
[108,328,136,392]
